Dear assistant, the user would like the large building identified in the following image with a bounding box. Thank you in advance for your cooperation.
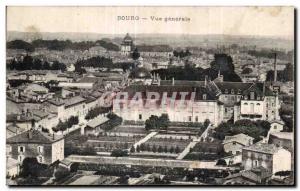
[6,129,64,164]
[113,70,281,125]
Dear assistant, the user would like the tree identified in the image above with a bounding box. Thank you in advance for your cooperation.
[175,146,180,154]
[216,159,227,166]
[241,68,253,74]
[163,145,168,153]
[136,145,141,152]
[111,149,128,157]
[204,119,210,128]
[158,114,170,130]
[131,48,140,60]
[152,145,157,153]
[169,146,175,153]
[130,146,135,153]
[19,158,48,178]
[158,145,163,153]
[54,167,70,181]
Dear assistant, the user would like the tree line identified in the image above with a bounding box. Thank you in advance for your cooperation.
[7,55,66,71]
[7,39,120,52]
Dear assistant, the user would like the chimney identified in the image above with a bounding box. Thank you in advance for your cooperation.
[204,75,208,87]
[52,133,55,140]
[172,77,175,86]
[274,53,277,82]
[28,130,33,139]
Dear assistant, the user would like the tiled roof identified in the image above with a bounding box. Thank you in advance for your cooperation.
[6,129,63,144]
[123,84,217,100]
[87,116,109,128]
[223,133,254,145]
[65,96,86,108]
[269,132,293,140]
[243,143,282,154]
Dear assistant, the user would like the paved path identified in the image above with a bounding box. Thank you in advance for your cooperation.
[176,125,212,160]
[132,131,158,149]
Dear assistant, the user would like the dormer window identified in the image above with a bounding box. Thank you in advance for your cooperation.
[203,94,207,100]
[257,96,261,100]
[237,89,241,94]
[225,89,228,94]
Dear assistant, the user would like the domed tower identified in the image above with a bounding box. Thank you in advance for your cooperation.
[121,33,134,55]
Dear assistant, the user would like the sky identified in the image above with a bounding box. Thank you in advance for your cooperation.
[7,6,294,39]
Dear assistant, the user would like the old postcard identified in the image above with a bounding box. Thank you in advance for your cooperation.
[6,6,295,186]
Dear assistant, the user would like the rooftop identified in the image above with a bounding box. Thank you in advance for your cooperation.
[6,129,64,144]
[243,143,282,154]
[86,115,109,128]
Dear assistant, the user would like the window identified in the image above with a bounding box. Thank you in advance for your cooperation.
[188,116,192,122]
[18,155,24,163]
[225,89,228,94]
[256,103,260,106]
[202,94,207,100]
[139,114,142,120]
[236,151,240,154]
[274,125,277,129]
[195,116,198,122]
[244,103,248,105]
[254,160,259,167]
[237,89,241,94]
[250,92,255,100]
[37,156,43,163]
[233,142,236,145]
[37,146,44,154]
[225,108,227,112]
[231,89,234,94]
[18,146,25,153]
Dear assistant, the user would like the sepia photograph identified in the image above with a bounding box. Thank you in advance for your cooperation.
[5,6,295,186]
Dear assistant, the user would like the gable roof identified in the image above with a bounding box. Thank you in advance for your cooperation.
[243,143,284,154]
[6,130,63,144]
[86,115,109,128]
[223,133,254,146]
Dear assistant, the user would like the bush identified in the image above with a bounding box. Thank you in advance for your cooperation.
[111,149,128,157]
[54,167,70,181]
[216,159,227,166]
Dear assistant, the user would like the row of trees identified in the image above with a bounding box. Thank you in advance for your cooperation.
[266,63,294,82]
[7,55,66,71]
[152,54,242,82]
[7,39,121,52]
[85,107,111,120]
[52,116,79,133]
[130,143,181,154]
[173,49,192,58]
[145,114,170,131]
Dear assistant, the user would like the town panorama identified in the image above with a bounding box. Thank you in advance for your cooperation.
[6,8,294,186]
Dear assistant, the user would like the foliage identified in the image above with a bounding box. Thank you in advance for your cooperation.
[7,55,66,71]
[64,144,96,156]
[85,107,111,120]
[275,171,292,177]
[96,40,120,51]
[152,55,242,82]
[52,116,79,133]
[266,63,294,82]
[173,49,191,58]
[145,114,170,131]
[213,119,271,142]
[7,40,35,52]
[241,67,253,74]
[216,159,227,166]
[54,167,70,181]
[111,149,128,157]
[131,48,140,60]
[19,158,52,178]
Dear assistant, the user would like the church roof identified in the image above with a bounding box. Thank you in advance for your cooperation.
[123,33,133,42]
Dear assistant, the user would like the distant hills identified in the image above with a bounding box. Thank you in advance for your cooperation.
[7,31,294,50]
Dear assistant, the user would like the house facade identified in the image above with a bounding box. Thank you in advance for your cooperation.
[6,130,64,164]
